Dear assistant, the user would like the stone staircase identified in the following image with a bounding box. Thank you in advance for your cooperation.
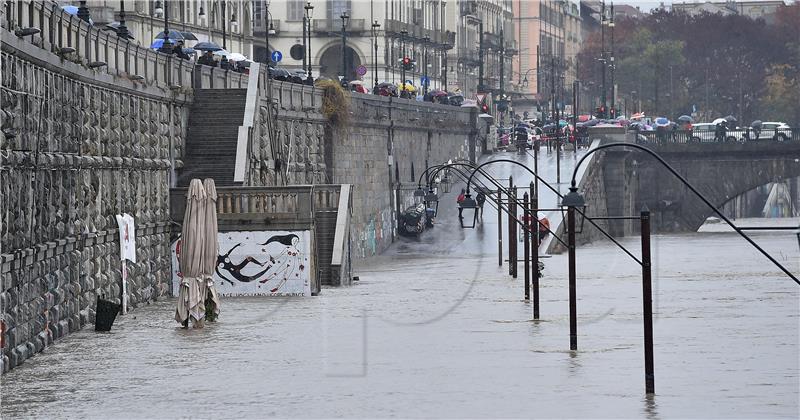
[178,89,247,187]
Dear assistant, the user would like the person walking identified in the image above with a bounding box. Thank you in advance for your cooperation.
[457,188,466,220]
[476,190,486,218]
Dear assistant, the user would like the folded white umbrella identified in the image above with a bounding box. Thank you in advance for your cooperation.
[175,179,207,326]
[201,178,221,320]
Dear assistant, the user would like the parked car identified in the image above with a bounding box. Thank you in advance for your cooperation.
[747,122,793,141]
[691,122,746,142]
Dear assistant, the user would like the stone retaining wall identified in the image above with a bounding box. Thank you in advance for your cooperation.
[1,31,186,372]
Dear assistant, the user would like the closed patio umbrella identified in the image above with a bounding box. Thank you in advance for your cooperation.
[202,179,221,321]
[175,179,207,327]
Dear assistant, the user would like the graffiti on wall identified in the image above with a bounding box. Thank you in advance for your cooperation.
[172,230,312,296]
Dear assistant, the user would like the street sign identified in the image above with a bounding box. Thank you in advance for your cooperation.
[421,76,429,86]
[356,65,367,76]
[271,50,282,63]
[476,93,486,104]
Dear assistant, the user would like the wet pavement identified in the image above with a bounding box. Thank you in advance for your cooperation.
[2,147,798,418]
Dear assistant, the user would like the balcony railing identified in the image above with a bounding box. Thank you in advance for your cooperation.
[312,18,366,34]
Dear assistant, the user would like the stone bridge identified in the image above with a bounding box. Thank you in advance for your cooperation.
[577,129,800,240]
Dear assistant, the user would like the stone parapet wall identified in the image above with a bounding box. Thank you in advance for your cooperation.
[246,80,478,258]
[1,34,185,372]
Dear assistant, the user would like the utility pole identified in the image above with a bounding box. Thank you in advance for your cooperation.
[478,20,484,92]
[600,0,607,118]
[610,2,616,118]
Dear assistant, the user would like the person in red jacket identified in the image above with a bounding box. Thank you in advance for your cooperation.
[457,189,466,219]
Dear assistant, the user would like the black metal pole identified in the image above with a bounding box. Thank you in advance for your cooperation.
[302,15,307,71]
[222,1,227,50]
[512,186,518,279]
[401,29,407,93]
[77,0,90,23]
[568,205,577,350]
[532,182,540,319]
[158,1,172,53]
[478,20,484,91]
[641,207,655,394]
[498,187,503,267]
[117,1,131,39]
[373,21,380,88]
[508,177,515,277]
[341,14,347,80]
[600,0,607,118]
[524,192,530,300]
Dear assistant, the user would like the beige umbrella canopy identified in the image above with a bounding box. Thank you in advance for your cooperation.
[202,178,221,320]
[175,179,208,325]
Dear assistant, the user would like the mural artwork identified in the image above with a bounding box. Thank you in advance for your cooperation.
[172,230,312,296]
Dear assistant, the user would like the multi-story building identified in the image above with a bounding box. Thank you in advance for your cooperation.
[442,0,515,99]
[670,0,788,19]
[513,0,582,118]
[255,0,454,91]
[64,1,255,58]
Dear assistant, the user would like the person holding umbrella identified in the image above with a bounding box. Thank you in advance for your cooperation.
[172,40,190,60]
[198,50,217,67]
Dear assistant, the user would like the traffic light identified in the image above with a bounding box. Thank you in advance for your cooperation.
[481,102,489,113]
[596,105,606,118]
[401,56,413,71]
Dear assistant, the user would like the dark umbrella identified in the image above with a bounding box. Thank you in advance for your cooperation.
[155,30,187,41]
[193,41,223,52]
[584,119,600,127]
[180,31,199,41]
[677,115,693,123]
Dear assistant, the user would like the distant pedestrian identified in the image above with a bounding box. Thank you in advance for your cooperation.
[198,51,216,67]
[220,56,232,70]
[457,188,466,220]
[476,190,486,217]
[172,40,190,60]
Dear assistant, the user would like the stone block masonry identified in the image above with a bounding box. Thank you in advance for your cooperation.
[245,80,478,258]
[1,32,187,372]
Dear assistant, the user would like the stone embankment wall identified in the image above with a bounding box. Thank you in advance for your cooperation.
[246,78,477,258]
[1,31,187,372]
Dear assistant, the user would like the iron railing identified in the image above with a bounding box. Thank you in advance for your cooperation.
[632,127,797,145]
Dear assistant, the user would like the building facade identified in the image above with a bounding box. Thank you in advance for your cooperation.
[513,0,582,118]
[670,0,788,19]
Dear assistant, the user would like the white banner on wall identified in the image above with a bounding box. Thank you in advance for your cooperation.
[172,230,312,297]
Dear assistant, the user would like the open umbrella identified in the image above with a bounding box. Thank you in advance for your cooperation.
[180,31,198,41]
[149,38,174,50]
[677,115,693,123]
[712,117,726,125]
[655,117,670,127]
[201,179,221,322]
[578,114,592,122]
[399,82,416,92]
[750,120,762,128]
[193,41,223,52]
[226,53,248,62]
[175,179,207,327]
[725,115,737,123]
[155,30,186,40]
[213,49,232,57]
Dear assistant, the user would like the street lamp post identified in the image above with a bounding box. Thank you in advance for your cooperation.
[304,1,314,77]
[154,1,173,54]
[77,0,90,23]
[401,28,408,94]
[609,2,616,117]
[423,35,430,95]
[372,20,381,88]
[264,5,276,64]
[221,1,227,50]
[117,1,131,40]
[340,11,350,81]
[478,20,484,92]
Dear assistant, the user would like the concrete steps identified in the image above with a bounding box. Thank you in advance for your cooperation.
[178,89,247,187]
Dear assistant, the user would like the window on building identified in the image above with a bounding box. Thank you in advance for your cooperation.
[287,0,304,21]
[254,0,263,23]
[328,0,350,21]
